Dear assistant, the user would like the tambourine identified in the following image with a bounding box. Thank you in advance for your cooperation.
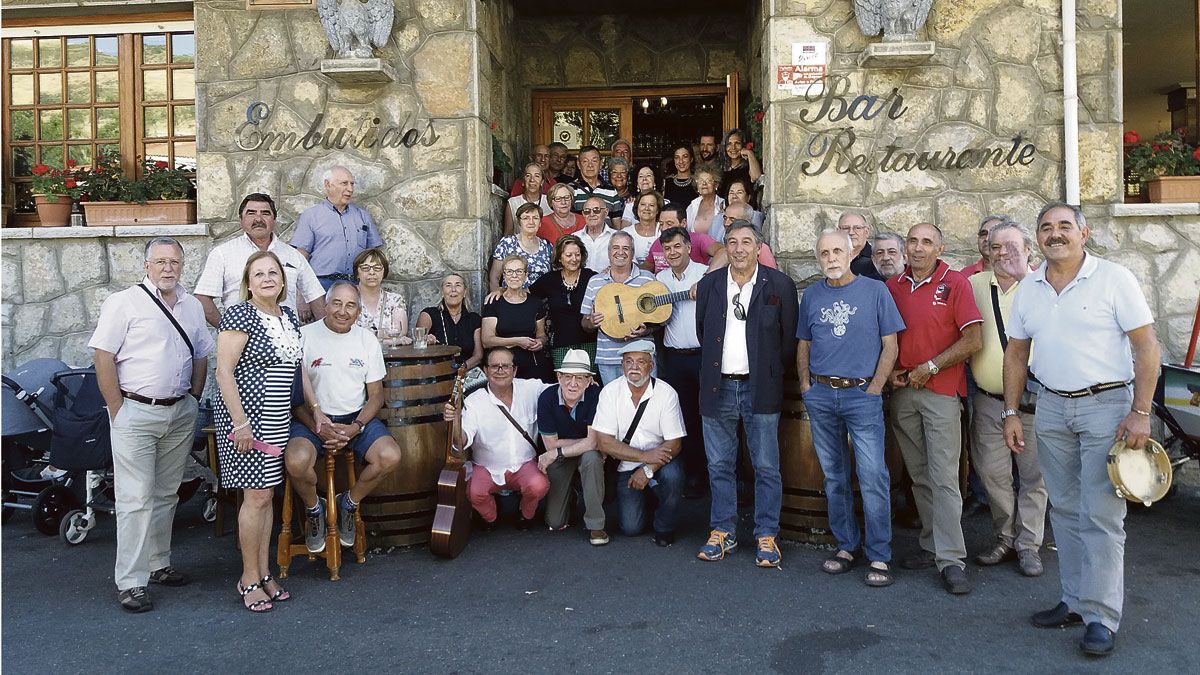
[1106,438,1172,506]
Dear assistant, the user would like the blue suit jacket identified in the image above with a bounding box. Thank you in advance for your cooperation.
[695,265,799,417]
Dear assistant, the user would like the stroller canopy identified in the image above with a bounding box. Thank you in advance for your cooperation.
[2,358,69,437]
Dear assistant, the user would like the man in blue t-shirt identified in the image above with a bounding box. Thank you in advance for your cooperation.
[796,229,906,587]
[536,349,607,545]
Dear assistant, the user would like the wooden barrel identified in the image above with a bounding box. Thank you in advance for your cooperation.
[778,380,903,545]
[360,345,460,548]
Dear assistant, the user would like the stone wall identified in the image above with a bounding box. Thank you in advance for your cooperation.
[1,226,211,368]
[193,0,496,317]
[756,0,1198,363]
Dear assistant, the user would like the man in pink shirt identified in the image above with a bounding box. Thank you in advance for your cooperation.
[643,204,728,273]
[90,236,214,613]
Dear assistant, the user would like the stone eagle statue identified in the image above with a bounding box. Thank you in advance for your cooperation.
[852,0,934,42]
[317,0,393,59]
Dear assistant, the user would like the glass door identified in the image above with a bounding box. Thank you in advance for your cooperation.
[535,96,632,155]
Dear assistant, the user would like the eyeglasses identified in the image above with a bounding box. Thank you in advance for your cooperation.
[731,294,747,321]
[838,224,869,232]
[581,207,605,215]
[503,268,527,276]
[357,264,384,273]
[552,196,572,203]
[487,363,515,371]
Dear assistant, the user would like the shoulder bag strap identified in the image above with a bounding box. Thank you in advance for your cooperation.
[494,400,538,450]
[990,283,1039,386]
[137,284,195,358]
[621,380,654,445]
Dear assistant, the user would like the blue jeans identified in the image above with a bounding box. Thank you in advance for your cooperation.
[701,378,782,538]
[803,382,892,562]
[615,459,683,536]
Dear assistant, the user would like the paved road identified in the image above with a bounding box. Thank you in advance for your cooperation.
[3,486,1199,673]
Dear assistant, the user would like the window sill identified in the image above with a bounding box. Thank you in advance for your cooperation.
[0,223,209,240]
[1109,203,1200,217]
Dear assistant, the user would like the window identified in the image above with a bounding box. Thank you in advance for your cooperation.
[2,27,195,216]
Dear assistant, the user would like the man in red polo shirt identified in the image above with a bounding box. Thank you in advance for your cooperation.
[886,222,983,595]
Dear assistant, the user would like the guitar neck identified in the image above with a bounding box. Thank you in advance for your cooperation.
[653,290,692,307]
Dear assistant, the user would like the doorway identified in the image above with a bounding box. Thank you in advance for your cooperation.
[531,76,741,166]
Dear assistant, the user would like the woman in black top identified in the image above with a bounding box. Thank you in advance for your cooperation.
[481,255,552,382]
[416,273,483,372]
[717,128,763,199]
[661,142,699,207]
[529,234,597,371]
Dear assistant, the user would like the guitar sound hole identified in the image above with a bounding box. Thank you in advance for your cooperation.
[637,295,656,313]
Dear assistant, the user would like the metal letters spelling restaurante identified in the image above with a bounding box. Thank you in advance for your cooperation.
[797,75,1037,176]
[235,101,439,153]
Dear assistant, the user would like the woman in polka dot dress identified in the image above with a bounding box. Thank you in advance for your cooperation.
[214,251,328,613]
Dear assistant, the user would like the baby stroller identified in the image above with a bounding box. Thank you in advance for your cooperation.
[1,359,94,535]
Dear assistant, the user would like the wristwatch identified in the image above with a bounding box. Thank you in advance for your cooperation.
[1000,408,1020,420]
[642,465,654,479]
[926,360,940,375]
[556,447,564,460]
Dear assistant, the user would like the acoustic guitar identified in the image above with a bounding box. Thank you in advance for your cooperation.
[430,367,471,559]
[593,280,692,339]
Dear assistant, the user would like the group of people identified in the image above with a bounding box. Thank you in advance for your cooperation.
[90,147,1159,658]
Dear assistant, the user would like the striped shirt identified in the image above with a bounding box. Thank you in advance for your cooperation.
[579,266,654,365]
[569,177,622,217]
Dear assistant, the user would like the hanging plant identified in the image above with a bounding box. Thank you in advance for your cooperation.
[744,98,765,148]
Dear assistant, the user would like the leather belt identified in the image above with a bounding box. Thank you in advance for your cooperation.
[665,347,701,355]
[813,374,868,389]
[122,390,186,406]
[982,389,1036,414]
[1042,380,1131,399]
[721,373,749,380]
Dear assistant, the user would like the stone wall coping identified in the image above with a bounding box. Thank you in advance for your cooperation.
[490,184,509,199]
[1109,203,1200,218]
[0,223,210,240]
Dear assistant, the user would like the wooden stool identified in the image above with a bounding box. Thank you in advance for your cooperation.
[277,449,366,581]
[203,427,241,537]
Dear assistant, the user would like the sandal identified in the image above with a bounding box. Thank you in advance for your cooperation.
[237,581,274,613]
[821,550,857,575]
[865,562,895,587]
[261,574,290,602]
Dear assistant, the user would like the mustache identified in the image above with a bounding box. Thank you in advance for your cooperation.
[1045,238,1068,246]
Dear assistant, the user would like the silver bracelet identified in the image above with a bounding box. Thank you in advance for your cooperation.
[231,419,251,432]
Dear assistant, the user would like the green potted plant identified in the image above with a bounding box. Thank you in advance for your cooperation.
[1124,129,1200,203]
[30,161,85,226]
[80,152,197,226]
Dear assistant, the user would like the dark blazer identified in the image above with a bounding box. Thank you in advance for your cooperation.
[695,264,799,416]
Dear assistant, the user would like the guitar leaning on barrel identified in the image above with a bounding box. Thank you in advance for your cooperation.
[430,367,471,559]
[593,280,692,339]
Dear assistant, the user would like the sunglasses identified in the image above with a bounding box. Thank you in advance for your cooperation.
[731,294,747,321]
[487,363,515,371]
[581,207,606,215]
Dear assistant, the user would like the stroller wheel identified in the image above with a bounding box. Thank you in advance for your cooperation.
[202,495,218,523]
[60,509,89,545]
[32,485,78,535]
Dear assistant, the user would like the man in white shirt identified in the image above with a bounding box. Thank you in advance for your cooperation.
[654,227,709,498]
[90,237,214,613]
[593,341,685,546]
[446,346,550,529]
[1004,202,1160,657]
[577,195,616,273]
[285,282,401,553]
[194,193,326,326]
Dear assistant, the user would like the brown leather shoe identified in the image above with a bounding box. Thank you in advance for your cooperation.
[974,542,1016,566]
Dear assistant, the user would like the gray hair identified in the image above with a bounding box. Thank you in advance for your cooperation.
[324,279,360,304]
[321,165,354,188]
[610,230,635,248]
[979,213,1010,229]
[814,228,853,256]
[1036,201,1087,230]
[144,236,184,261]
[724,202,752,221]
[988,220,1035,250]
[612,138,631,151]
[873,231,905,250]
[608,157,630,173]
[725,219,762,245]
[837,211,870,231]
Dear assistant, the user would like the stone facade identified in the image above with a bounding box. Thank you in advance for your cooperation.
[756,0,1198,364]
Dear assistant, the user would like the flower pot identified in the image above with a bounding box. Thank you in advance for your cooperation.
[33,194,73,227]
[1147,176,1200,203]
[82,199,197,226]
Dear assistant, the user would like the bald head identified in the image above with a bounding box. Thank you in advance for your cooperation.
[531,144,550,170]
[724,202,752,221]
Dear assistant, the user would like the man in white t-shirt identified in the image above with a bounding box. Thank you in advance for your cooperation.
[593,340,685,546]
[194,193,326,326]
[284,282,401,553]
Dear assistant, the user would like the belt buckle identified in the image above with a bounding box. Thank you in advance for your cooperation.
[832,377,851,389]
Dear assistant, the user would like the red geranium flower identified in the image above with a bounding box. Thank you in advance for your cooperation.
[1193,147,1200,162]
[745,141,754,150]
[65,178,78,189]
[66,159,78,168]
[31,164,49,176]
[154,160,169,169]
[753,111,765,123]
[1123,130,1139,144]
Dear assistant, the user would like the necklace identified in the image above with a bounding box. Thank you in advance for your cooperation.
[672,175,693,187]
